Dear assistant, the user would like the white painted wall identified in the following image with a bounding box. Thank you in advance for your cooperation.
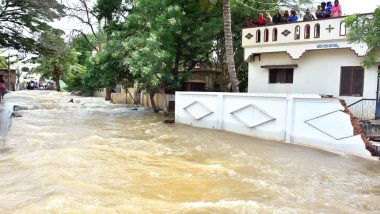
[248,49,378,105]
[175,92,373,159]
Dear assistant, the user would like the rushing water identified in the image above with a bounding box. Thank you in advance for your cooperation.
[0,91,379,213]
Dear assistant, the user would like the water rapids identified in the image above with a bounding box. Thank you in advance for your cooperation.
[0,91,379,213]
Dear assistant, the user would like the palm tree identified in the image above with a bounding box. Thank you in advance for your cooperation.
[222,0,239,92]
[201,0,239,92]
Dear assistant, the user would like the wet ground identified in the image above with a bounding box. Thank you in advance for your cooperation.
[0,91,379,213]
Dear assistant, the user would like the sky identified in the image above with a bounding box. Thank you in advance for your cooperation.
[332,0,379,15]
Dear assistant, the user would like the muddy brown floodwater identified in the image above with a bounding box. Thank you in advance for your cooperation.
[0,91,379,213]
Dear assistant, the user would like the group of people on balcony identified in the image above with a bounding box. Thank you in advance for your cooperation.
[247,0,342,27]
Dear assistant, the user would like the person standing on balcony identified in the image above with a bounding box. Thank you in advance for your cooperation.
[332,0,342,17]
[303,9,316,21]
[316,5,323,18]
[282,10,289,23]
[256,13,266,26]
[264,12,273,25]
[321,2,332,18]
[320,2,330,18]
[288,10,298,22]
[246,19,255,27]
[273,9,282,24]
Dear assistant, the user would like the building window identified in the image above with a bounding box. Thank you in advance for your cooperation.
[314,23,320,38]
[340,66,364,96]
[294,25,300,40]
[269,68,294,84]
[304,24,310,39]
[264,29,269,42]
[194,63,201,69]
[256,30,261,43]
[340,21,346,36]
[184,82,206,91]
[272,28,278,41]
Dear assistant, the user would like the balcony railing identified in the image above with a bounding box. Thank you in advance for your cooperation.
[243,17,349,48]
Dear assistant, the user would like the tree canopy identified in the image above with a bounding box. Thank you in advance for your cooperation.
[345,7,380,68]
[0,0,65,52]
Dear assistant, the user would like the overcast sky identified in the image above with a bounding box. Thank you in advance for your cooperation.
[339,0,379,15]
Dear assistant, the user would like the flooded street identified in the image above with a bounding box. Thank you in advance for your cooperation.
[0,91,379,213]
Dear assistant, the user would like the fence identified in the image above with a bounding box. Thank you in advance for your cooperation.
[347,99,376,121]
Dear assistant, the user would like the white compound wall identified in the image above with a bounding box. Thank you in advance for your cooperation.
[175,92,372,158]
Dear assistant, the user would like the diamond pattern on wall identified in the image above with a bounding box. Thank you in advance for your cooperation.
[305,110,355,140]
[245,33,253,40]
[230,104,276,128]
[183,101,214,120]
[281,29,291,37]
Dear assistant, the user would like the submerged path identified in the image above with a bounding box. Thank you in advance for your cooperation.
[0,94,16,138]
[0,91,379,213]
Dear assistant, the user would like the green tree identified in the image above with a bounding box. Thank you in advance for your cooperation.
[201,0,239,92]
[92,0,131,100]
[345,7,380,68]
[0,0,65,52]
[82,37,132,96]
[120,0,223,111]
[201,0,313,92]
[222,0,239,92]
[33,29,79,91]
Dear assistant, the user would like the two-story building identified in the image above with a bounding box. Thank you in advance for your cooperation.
[242,14,379,105]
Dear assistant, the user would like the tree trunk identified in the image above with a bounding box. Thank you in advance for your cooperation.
[53,64,61,92]
[161,88,168,114]
[149,91,160,113]
[105,86,113,101]
[223,0,239,92]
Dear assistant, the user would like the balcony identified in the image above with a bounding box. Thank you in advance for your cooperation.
[242,14,371,59]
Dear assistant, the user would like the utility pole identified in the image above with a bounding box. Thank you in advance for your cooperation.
[7,48,10,91]
[376,68,380,119]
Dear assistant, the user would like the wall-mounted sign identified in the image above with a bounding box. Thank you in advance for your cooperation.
[317,43,339,49]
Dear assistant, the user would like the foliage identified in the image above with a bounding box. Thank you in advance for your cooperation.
[82,38,132,93]
[0,56,6,68]
[121,0,224,94]
[46,0,315,97]
[345,7,380,68]
[70,35,95,66]
[0,0,65,52]
[33,29,80,91]
[94,0,123,23]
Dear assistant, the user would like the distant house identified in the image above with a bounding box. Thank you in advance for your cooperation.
[0,68,16,91]
[181,62,226,92]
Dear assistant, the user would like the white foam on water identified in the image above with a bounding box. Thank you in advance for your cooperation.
[1,91,380,213]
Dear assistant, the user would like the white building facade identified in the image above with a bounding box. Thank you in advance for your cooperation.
[242,15,379,104]
[174,14,380,159]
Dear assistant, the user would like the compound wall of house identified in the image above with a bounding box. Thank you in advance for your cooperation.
[247,48,378,104]
[175,92,374,159]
